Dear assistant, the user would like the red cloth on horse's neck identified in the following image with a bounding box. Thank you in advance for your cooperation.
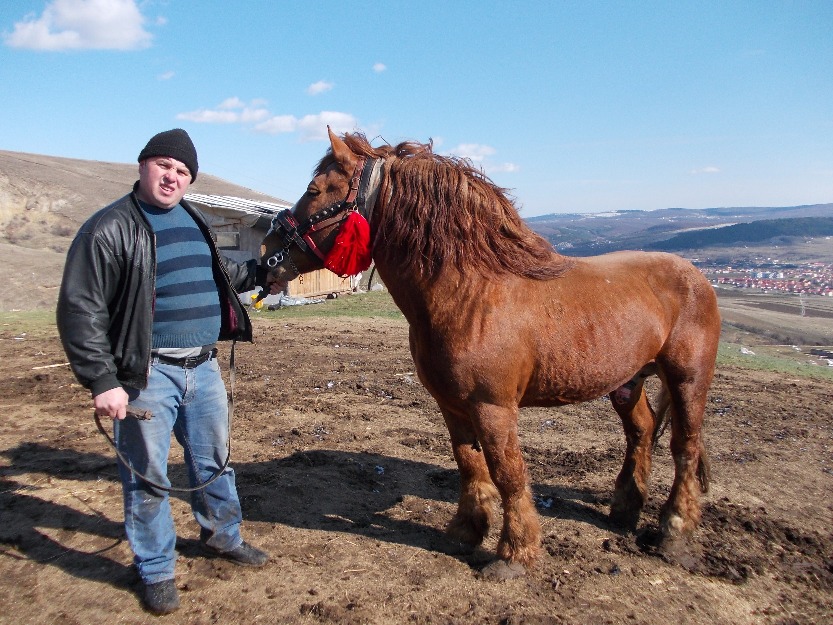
[324,211,372,276]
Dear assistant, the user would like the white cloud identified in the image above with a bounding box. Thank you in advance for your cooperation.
[177,109,240,124]
[447,143,519,175]
[297,112,358,141]
[178,98,357,142]
[239,107,270,123]
[255,115,298,134]
[4,0,152,51]
[255,111,357,140]
[488,162,521,174]
[373,62,387,73]
[177,99,270,124]
[690,166,721,175]
[450,143,496,163]
[158,71,175,81]
[307,80,334,95]
[218,97,246,110]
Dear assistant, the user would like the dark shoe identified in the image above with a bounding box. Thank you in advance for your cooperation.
[201,540,269,567]
[143,579,180,615]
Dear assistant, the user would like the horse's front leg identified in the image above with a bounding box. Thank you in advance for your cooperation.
[472,402,541,578]
[441,407,500,548]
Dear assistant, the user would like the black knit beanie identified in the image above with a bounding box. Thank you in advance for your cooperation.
[138,128,198,181]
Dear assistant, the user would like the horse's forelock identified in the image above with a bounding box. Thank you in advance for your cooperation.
[312,153,333,177]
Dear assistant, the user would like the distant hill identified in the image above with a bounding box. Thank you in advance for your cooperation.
[646,217,833,252]
[527,204,833,256]
[0,149,290,311]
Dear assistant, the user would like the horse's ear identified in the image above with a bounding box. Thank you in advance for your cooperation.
[328,126,357,173]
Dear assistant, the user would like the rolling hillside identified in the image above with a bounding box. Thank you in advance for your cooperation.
[646,216,833,251]
[0,150,289,311]
[527,204,833,256]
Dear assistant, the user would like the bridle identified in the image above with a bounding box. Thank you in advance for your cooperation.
[262,156,383,276]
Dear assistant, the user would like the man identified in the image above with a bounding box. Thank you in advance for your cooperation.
[57,128,282,615]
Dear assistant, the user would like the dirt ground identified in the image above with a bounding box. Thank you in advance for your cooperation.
[0,313,831,625]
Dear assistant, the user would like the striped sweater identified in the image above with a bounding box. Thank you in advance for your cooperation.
[140,201,221,349]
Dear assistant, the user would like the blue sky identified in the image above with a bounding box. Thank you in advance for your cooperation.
[1,0,831,217]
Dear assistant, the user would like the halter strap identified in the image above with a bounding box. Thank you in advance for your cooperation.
[344,156,366,204]
[263,156,382,270]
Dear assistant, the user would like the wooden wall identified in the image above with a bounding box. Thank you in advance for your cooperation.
[286,269,353,297]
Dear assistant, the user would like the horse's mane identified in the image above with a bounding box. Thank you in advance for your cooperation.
[316,133,574,280]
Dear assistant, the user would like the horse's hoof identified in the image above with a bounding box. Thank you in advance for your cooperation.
[657,534,701,571]
[610,485,645,531]
[608,505,640,531]
[434,536,477,556]
[447,517,490,548]
[480,559,526,581]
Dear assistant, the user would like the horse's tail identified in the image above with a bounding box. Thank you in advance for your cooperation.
[653,382,711,494]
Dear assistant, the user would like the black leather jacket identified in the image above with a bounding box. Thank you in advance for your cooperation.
[57,183,262,396]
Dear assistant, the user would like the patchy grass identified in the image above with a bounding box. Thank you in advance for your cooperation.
[0,310,58,340]
[252,290,404,320]
[717,342,833,379]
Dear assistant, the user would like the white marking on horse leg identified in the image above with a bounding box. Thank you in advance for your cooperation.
[667,513,685,533]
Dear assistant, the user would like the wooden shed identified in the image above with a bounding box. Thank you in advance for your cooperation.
[184,193,357,299]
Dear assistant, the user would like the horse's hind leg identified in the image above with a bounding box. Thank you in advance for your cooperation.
[659,372,713,553]
[441,408,500,548]
[609,381,657,530]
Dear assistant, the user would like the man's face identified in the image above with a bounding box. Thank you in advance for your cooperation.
[137,156,192,209]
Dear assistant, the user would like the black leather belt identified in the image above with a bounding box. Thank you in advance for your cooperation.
[155,348,217,368]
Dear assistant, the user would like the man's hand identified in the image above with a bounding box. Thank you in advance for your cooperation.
[93,387,129,421]
[267,278,287,295]
[255,264,287,296]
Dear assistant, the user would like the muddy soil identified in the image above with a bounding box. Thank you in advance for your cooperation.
[0,314,831,624]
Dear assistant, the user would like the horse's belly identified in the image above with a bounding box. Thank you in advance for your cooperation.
[520,379,614,407]
[520,343,658,406]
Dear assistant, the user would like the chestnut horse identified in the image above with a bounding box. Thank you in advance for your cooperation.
[261,129,720,577]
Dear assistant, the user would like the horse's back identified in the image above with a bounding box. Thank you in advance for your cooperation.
[514,250,719,404]
[571,250,721,380]
[563,250,717,315]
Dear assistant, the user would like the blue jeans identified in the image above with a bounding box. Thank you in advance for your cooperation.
[114,355,243,584]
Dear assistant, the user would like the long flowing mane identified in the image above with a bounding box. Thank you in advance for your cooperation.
[316,133,574,280]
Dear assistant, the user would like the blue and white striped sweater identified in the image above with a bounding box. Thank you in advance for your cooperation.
[140,201,221,349]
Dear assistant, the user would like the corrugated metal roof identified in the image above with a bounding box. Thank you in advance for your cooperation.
[184,193,292,218]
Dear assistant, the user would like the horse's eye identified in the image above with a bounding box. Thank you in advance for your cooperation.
[306,185,320,197]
